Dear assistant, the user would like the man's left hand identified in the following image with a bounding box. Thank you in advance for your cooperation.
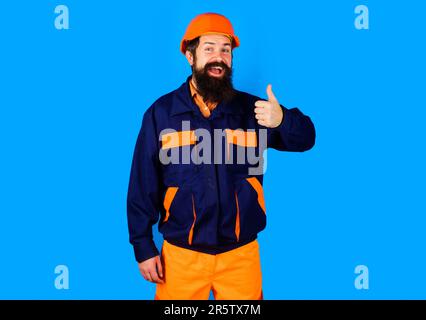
[254,84,284,128]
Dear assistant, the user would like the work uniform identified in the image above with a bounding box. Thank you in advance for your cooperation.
[127,76,315,299]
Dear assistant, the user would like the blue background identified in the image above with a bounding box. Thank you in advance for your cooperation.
[0,0,425,299]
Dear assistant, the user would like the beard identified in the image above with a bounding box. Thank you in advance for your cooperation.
[192,60,235,103]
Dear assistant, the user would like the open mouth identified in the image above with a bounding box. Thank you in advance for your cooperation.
[207,65,225,77]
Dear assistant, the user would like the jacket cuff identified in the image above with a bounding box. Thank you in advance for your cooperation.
[269,105,288,132]
[133,239,159,263]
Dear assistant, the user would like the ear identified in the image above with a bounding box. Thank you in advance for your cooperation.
[185,51,194,66]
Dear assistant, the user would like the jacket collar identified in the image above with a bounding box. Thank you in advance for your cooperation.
[171,76,245,117]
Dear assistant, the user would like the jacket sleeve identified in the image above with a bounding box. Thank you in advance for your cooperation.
[267,105,316,151]
[127,106,162,263]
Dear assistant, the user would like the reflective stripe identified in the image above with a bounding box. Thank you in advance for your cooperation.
[161,130,196,149]
[188,195,197,245]
[163,187,179,222]
[246,177,266,214]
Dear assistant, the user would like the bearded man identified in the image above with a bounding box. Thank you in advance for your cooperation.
[127,13,316,300]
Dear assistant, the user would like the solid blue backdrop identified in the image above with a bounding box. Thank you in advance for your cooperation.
[0,0,425,299]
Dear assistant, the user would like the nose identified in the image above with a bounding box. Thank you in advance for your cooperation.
[213,48,227,61]
[211,54,227,65]
[212,53,223,62]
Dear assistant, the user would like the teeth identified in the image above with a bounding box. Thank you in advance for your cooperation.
[212,66,223,71]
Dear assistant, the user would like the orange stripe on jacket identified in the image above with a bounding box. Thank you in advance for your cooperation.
[161,130,196,149]
[235,192,240,241]
[225,129,257,160]
[246,177,266,214]
[163,187,178,222]
[188,195,197,245]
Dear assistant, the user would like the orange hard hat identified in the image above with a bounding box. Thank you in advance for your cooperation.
[180,13,240,54]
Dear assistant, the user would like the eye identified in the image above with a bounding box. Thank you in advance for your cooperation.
[222,48,231,53]
[205,47,213,52]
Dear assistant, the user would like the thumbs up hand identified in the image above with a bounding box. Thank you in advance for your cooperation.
[254,84,284,128]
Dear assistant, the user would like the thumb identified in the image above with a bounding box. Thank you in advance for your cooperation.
[156,256,163,277]
[266,84,277,102]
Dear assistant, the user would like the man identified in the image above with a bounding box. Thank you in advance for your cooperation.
[127,13,315,300]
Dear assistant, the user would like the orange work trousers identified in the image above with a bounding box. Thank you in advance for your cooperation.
[155,239,263,300]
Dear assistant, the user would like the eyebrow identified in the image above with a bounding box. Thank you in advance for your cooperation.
[202,42,231,47]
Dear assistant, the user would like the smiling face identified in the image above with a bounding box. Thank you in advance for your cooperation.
[185,34,235,103]
[196,34,232,78]
[186,34,233,77]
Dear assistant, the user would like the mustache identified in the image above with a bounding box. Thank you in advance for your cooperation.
[203,61,230,72]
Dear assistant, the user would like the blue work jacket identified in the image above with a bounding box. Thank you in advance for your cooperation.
[127,77,315,262]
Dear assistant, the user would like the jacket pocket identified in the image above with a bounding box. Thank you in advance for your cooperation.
[163,187,179,222]
[160,186,195,242]
[245,177,266,214]
[234,177,266,240]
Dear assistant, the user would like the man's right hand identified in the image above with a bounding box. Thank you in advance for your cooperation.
[138,255,164,284]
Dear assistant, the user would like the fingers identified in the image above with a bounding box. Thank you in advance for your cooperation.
[138,256,165,284]
[254,101,269,122]
[141,268,164,284]
[257,120,267,127]
[254,100,269,109]
[150,271,165,284]
[140,269,151,282]
[255,101,269,124]
[148,257,164,284]
[156,256,164,279]
[254,107,266,120]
